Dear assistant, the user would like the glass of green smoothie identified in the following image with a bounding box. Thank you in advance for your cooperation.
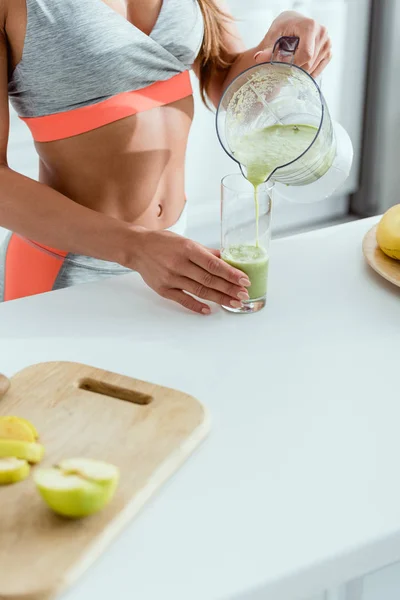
[221,173,273,314]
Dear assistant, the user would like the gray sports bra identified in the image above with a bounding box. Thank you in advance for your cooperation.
[8,0,204,140]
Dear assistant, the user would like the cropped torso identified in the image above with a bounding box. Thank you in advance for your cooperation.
[6,0,204,228]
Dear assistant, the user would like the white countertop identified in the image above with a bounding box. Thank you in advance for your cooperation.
[1,216,400,600]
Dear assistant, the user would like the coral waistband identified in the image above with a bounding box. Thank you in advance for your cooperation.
[20,71,193,143]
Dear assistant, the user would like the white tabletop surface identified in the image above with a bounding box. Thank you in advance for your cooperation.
[1,216,400,600]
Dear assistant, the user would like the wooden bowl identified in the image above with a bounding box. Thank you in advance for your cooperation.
[363,224,400,287]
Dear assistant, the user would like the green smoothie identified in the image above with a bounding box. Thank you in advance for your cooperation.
[222,245,269,300]
[232,123,321,186]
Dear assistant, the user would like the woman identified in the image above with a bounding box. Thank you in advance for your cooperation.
[0,0,331,312]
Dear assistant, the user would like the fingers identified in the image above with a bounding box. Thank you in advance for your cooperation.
[257,18,331,76]
[311,41,333,78]
[206,247,220,257]
[304,26,326,73]
[150,240,254,314]
[311,56,331,79]
[294,20,317,71]
[162,289,211,315]
[177,276,248,309]
[254,48,273,64]
[190,246,251,287]
[185,262,249,301]
[298,26,331,75]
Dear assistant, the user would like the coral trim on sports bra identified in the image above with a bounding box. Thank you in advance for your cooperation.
[21,72,193,143]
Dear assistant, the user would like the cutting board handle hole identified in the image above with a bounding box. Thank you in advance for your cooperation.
[78,378,152,405]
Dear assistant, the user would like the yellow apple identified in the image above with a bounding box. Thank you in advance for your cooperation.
[376,204,400,260]
[0,416,36,443]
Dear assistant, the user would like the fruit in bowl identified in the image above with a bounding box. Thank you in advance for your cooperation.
[376,204,400,260]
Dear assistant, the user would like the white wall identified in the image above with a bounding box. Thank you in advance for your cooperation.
[7,105,38,180]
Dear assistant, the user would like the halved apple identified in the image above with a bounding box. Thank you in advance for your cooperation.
[34,458,119,519]
[0,457,30,485]
[0,416,36,443]
[11,416,39,440]
[0,440,44,463]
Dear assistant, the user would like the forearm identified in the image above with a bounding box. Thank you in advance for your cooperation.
[222,44,264,92]
[204,46,261,108]
[0,165,138,266]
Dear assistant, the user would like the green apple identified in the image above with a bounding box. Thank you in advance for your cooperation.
[0,439,44,463]
[34,458,119,519]
[0,457,30,485]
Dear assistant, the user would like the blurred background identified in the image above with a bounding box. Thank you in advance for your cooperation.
[4,0,399,245]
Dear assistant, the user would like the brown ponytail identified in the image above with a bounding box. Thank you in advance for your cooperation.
[196,0,235,105]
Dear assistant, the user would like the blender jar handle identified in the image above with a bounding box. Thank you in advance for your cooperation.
[271,36,300,65]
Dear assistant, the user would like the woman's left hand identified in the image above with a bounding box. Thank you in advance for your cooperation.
[254,11,332,78]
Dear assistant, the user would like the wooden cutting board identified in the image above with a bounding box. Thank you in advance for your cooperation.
[363,225,400,288]
[0,362,210,600]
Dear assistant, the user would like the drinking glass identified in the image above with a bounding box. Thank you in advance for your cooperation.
[221,173,273,314]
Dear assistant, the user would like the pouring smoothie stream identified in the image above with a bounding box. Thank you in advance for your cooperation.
[232,122,319,241]
[222,123,319,302]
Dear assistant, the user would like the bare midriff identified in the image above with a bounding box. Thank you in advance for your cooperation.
[35,96,193,230]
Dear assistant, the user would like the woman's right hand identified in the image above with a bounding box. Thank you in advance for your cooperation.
[131,229,251,314]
